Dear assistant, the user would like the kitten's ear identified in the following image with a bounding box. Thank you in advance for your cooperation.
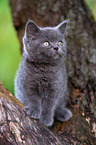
[57,20,69,34]
[25,19,40,39]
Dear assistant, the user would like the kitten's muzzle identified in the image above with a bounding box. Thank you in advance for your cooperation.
[54,47,58,51]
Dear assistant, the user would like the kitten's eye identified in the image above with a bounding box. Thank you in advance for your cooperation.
[44,41,50,46]
[58,41,63,46]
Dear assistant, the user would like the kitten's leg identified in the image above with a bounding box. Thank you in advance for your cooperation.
[55,107,72,122]
[55,101,72,122]
[24,95,42,119]
[39,97,56,126]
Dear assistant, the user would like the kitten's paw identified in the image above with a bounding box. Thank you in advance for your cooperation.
[55,108,72,122]
[39,115,54,127]
[24,106,41,119]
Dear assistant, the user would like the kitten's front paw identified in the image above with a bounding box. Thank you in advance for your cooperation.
[39,115,54,127]
[24,106,41,119]
[55,108,72,122]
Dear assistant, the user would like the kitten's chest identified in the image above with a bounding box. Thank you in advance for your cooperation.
[36,66,64,93]
[35,66,57,87]
[36,71,63,99]
[25,62,65,96]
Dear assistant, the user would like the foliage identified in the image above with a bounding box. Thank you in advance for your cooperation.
[0,0,21,95]
[86,0,96,20]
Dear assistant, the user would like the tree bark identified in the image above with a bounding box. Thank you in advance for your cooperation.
[0,81,81,145]
[7,0,96,144]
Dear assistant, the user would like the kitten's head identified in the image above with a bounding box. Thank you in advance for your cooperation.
[23,19,69,64]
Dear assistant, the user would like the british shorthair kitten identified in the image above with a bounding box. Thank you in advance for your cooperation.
[14,19,72,126]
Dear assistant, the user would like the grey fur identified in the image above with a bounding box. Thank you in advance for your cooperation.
[14,20,72,126]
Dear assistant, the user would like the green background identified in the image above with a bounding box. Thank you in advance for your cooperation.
[0,0,96,95]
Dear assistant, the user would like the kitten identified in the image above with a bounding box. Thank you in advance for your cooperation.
[14,19,72,126]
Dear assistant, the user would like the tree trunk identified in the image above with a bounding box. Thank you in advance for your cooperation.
[6,0,96,144]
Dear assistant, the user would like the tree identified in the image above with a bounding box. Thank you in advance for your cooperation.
[1,0,96,144]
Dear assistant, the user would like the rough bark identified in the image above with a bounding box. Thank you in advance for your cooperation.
[7,0,96,144]
[0,81,81,145]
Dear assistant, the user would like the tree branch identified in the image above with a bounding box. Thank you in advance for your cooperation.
[0,81,81,145]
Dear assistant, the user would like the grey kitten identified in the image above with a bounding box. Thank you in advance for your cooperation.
[14,19,72,126]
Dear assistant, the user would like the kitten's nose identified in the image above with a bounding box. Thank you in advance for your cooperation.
[54,47,58,51]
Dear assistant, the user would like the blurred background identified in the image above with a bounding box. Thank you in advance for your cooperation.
[0,0,96,95]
